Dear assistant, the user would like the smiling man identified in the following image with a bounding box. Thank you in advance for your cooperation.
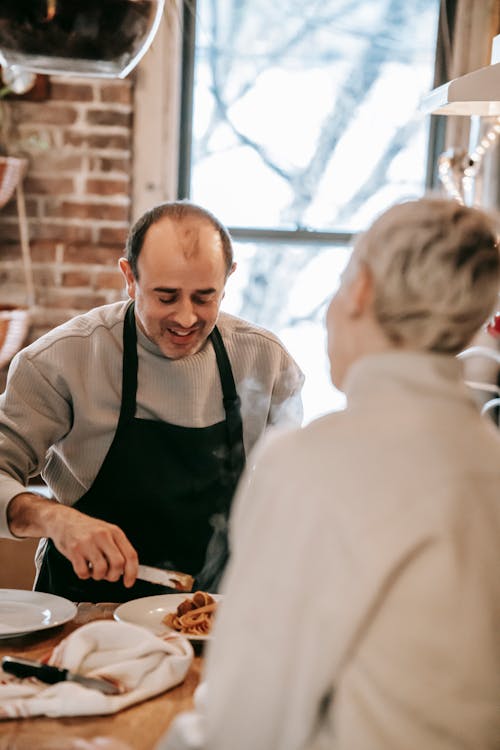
[0,201,304,602]
[120,206,235,360]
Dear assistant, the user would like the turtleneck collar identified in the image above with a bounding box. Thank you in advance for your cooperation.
[342,350,472,409]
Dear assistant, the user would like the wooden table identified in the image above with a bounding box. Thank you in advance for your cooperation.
[0,603,202,750]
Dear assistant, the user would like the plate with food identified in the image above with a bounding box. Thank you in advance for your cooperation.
[113,591,223,642]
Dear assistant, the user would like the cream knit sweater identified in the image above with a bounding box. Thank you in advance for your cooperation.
[163,351,500,750]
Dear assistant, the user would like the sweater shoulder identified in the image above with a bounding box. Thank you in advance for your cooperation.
[217,311,293,357]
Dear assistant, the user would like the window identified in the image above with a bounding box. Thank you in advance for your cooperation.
[180,0,443,422]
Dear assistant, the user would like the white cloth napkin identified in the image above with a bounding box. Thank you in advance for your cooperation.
[0,620,193,719]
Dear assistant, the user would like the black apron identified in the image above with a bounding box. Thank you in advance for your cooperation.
[36,302,246,602]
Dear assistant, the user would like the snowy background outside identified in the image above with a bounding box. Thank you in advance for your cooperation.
[188,0,441,422]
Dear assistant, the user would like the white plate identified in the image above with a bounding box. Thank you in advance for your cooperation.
[114,593,223,642]
[0,589,77,638]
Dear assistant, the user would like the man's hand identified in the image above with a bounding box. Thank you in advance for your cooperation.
[7,493,139,587]
[51,509,139,588]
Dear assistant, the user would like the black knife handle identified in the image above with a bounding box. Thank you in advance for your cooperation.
[1,656,67,684]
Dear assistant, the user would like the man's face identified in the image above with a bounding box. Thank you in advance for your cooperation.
[120,215,234,359]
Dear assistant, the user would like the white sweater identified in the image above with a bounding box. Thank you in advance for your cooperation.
[0,300,304,538]
[162,351,500,750]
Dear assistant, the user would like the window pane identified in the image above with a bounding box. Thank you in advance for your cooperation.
[222,241,352,421]
[190,0,440,231]
[188,0,441,422]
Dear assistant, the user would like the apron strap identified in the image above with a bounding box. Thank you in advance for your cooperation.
[118,300,139,427]
[210,325,246,477]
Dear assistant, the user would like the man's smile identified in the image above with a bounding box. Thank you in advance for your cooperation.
[163,326,200,342]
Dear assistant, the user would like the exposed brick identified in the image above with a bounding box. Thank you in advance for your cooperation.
[0,242,56,265]
[12,129,55,154]
[62,271,92,287]
[0,204,17,218]
[0,211,24,225]
[0,199,38,217]
[0,224,28,241]
[86,111,132,128]
[0,267,25,285]
[63,132,88,148]
[100,84,132,106]
[91,157,131,173]
[86,178,130,196]
[87,134,131,151]
[0,244,21,260]
[50,83,94,102]
[63,132,131,151]
[0,287,27,307]
[2,67,135,343]
[16,103,78,126]
[33,224,93,242]
[33,267,57,286]
[64,245,123,266]
[25,177,75,195]
[57,202,130,222]
[36,288,108,309]
[30,308,74,330]
[108,288,127,303]
[98,227,129,244]
[29,154,85,173]
[30,242,58,263]
[95,270,125,290]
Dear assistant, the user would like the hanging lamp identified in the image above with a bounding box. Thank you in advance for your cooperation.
[0,0,166,80]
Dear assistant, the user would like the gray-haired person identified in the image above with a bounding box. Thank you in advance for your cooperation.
[0,200,304,602]
[162,197,500,750]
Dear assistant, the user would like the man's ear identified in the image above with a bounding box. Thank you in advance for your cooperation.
[222,262,237,299]
[346,261,374,319]
[119,257,137,299]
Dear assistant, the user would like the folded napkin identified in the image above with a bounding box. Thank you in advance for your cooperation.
[0,620,193,719]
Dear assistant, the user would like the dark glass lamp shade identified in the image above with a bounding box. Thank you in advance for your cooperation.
[0,0,165,79]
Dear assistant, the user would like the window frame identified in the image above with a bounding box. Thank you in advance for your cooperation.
[177,0,455,244]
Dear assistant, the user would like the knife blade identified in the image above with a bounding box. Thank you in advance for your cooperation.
[1,655,121,695]
[136,564,194,592]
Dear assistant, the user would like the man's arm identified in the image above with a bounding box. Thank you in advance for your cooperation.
[0,353,138,586]
[0,352,74,536]
[269,353,305,428]
[7,492,138,586]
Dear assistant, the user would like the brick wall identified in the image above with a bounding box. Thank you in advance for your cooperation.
[0,75,133,360]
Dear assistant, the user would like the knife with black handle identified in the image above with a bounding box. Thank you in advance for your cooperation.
[1,655,121,695]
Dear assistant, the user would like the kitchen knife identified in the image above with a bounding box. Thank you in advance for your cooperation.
[1,655,121,695]
[136,564,194,592]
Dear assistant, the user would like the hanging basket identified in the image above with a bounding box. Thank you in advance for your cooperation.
[0,157,28,209]
[0,306,30,371]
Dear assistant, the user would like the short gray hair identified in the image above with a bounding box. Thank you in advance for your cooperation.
[354,197,500,354]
